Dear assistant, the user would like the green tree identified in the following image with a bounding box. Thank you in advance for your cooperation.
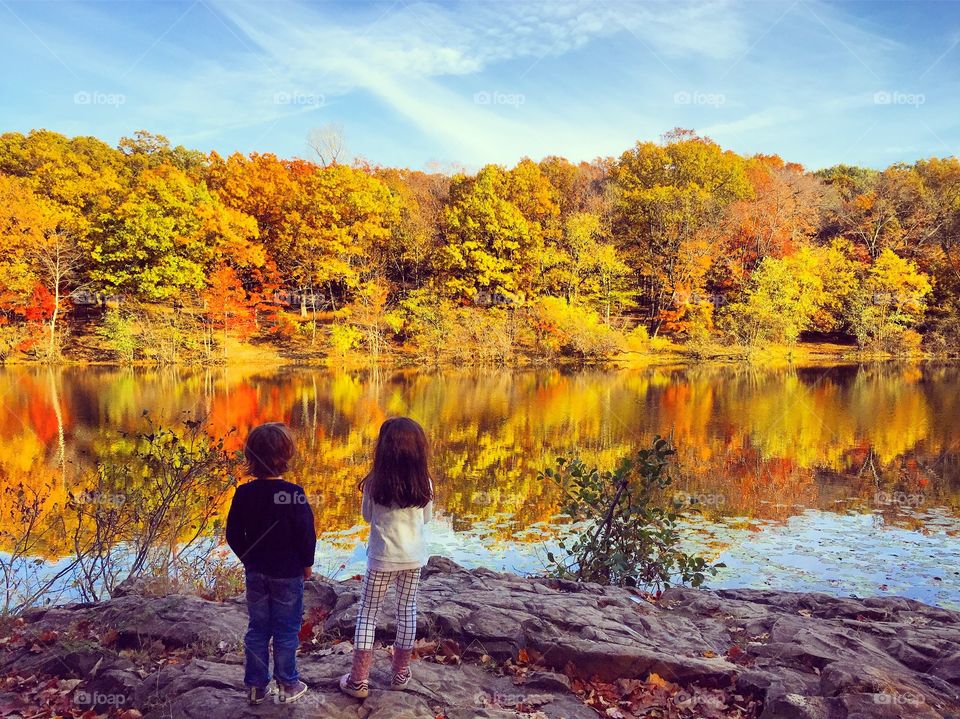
[722,247,828,345]
[612,129,750,332]
[437,165,533,302]
[847,249,933,348]
[85,165,259,300]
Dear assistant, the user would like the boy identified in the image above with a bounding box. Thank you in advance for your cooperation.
[226,422,316,705]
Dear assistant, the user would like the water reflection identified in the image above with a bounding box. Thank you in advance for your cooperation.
[0,363,958,600]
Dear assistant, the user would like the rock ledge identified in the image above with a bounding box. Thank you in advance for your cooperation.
[1,557,957,718]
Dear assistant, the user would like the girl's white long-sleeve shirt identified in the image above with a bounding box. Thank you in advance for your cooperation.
[361,489,432,571]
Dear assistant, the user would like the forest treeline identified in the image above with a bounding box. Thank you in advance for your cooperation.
[1,127,958,365]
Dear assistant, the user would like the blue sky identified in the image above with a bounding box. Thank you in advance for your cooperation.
[1,0,957,171]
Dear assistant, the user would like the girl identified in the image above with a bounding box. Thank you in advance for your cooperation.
[340,417,433,699]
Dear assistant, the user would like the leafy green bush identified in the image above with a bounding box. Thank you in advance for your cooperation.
[540,436,715,590]
[96,307,139,363]
[534,296,622,360]
[69,413,242,602]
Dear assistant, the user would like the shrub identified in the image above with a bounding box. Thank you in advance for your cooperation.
[329,323,363,360]
[540,437,715,590]
[534,297,622,360]
[69,413,243,602]
[96,307,139,363]
[624,324,650,353]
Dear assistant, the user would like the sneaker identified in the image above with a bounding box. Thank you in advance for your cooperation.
[279,680,309,703]
[391,667,411,690]
[339,673,369,699]
[247,685,277,705]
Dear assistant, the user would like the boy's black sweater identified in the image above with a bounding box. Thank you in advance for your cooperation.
[225,478,316,579]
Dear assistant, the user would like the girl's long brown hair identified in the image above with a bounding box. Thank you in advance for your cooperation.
[359,417,433,508]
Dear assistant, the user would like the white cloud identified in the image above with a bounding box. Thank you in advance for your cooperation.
[4,0,953,168]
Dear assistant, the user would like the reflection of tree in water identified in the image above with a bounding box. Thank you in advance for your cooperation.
[1,364,959,563]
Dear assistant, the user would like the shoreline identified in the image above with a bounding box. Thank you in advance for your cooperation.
[0,341,947,370]
[2,557,958,718]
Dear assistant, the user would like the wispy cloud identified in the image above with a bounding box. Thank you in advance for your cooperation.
[1,0,957,168]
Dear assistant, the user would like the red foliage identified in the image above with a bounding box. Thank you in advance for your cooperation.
[24,283,56,323]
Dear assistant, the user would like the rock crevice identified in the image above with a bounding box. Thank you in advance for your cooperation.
[1,557,957,718]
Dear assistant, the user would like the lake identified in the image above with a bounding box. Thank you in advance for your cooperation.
[1,363,958,608]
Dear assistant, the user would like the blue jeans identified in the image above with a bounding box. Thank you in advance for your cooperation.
[244,572,304,688]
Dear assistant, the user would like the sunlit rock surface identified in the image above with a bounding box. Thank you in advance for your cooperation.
[3,557,958,718]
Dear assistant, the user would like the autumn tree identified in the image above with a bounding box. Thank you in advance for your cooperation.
[612,129,751,333]
[0,130,129,243]
[717,155,825,293]
[307,123,347,168]
[27,227,83,359]
[374,168,448,291]
[0,175,45,316]
[907,158,960,350]
[820,164,929,260]
[202,264,257,356]
[846,249,933,349]
[118,130,209,179]
[539,156,611,217]
[548,212,633,323]
[437,165,533,303]
[86,164,260,300]
[288,162,399,315]
[0,176,83,359]
[721,245,858,345]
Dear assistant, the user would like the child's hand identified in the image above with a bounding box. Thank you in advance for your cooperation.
[303,567,313,579]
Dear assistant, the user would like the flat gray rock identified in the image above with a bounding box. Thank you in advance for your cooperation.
[3,557,958,718]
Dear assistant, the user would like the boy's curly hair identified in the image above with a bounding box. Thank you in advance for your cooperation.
[244,422,296,478]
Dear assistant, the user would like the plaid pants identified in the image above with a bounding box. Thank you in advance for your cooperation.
[353,568,421,651]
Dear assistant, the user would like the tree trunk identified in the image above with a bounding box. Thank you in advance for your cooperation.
[48,283,60,360]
